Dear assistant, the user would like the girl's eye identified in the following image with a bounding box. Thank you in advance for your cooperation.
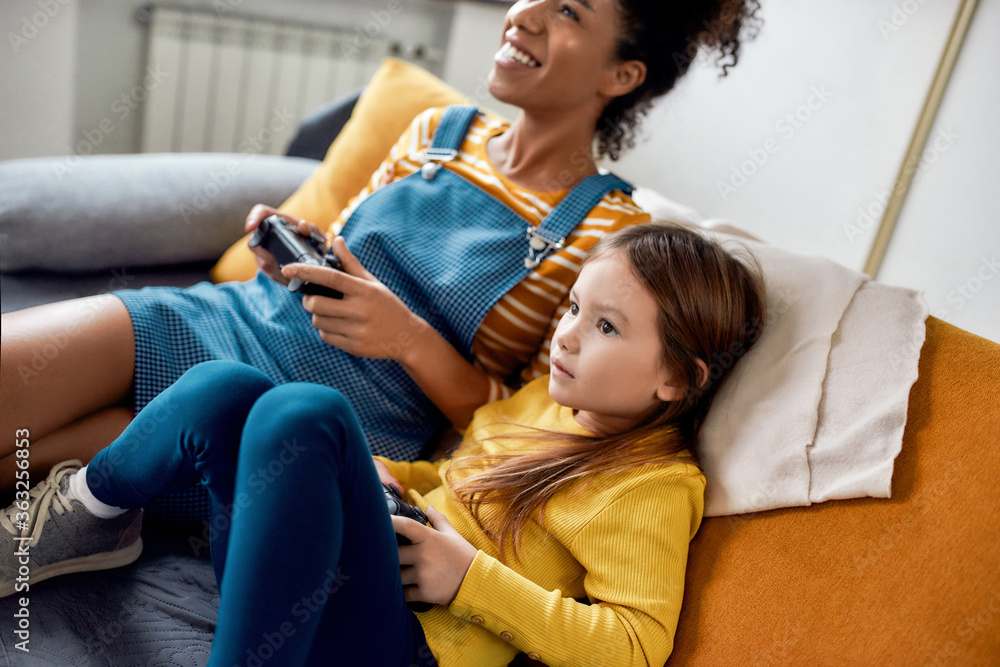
[599,320,617,336]
[569,301,579,315]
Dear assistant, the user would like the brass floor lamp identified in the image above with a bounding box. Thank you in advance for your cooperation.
[863,0,981,279]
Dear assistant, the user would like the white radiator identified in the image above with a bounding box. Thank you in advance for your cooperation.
[137,4,440,155]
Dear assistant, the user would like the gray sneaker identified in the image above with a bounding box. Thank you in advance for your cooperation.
[1,460,143,598]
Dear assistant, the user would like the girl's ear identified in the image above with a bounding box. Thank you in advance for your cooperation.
[601,59,646,98]
[694,359,710,389]
[655,359,710,403]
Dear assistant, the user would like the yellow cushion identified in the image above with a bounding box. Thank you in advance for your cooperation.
[211,58,471,283]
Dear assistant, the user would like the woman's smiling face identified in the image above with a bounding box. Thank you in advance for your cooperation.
[488,0,644,117]
[549,251,684,435]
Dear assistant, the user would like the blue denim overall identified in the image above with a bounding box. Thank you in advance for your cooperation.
[116,105,632,521]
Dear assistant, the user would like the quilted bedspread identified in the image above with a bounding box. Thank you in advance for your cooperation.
[0,529,217,666]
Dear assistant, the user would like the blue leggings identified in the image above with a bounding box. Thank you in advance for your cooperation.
[85,360,436,667]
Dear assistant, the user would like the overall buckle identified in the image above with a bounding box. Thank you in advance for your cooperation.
[524,227,565,269]
[419,148,458,180]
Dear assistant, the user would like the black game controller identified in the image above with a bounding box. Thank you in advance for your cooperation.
[384,484,434,612]
[385,483,431,527]
[248,214,344,299]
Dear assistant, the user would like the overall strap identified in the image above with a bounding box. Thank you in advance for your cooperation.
[429,105,480,153]
[419,105,479,179]
[523,173,634,268]
[541,173,633,237]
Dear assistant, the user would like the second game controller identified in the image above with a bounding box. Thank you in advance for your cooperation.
[384,484,434,612]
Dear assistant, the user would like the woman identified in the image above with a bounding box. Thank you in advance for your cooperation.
[0,0,761,506]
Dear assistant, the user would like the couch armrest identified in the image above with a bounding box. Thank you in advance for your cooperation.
[670,317,1000,665]
[0,153,319,273]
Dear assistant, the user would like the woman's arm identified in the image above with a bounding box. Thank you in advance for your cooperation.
[394,314,494,430]
[282,243,502,429]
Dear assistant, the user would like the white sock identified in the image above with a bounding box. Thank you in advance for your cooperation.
[67,466,129,519]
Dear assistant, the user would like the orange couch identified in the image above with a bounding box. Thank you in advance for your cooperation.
[669,316,1000,665]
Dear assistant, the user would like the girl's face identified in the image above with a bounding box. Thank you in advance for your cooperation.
[488,0,644,116]
[549,251,684,435]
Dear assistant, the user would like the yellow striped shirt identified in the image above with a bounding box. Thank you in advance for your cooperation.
[335,108,651,399]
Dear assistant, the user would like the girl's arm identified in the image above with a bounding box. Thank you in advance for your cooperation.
[447,472,705,667]
[373,456,444,495]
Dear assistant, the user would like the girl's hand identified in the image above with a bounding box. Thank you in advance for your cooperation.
[245,204,325,285]
[393,506,478,606]
[282,237,427,361]
[373,458,403,496]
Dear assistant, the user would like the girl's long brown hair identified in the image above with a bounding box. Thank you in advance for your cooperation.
[447,223,767,561]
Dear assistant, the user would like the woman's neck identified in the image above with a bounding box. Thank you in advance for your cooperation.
[487,111,600,193]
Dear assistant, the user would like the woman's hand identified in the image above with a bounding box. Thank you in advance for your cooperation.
[282,237,428,361]
[394,506,478,607]
[373,458,403,496]
[245,204,326,285]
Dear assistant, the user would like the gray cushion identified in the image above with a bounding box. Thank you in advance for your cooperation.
[0,153,319,272]
[0,265,215,314]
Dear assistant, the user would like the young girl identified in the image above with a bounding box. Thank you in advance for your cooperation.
[2,224,766,666]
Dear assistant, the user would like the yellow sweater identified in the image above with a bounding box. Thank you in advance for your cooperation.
[375,377,706,666]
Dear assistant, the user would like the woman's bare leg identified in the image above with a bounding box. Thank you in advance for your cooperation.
[0,295,135,491]
[0,406,134,495]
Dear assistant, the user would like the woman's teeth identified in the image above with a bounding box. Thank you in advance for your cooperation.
[500,42,540,67]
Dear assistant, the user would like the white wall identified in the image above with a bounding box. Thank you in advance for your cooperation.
[1,0,453,159]
[441,0,999,342]
[1,0,79,159]
[441,1,517,119]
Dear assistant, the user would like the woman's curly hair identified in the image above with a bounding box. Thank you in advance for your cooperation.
[597,0,763,161]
